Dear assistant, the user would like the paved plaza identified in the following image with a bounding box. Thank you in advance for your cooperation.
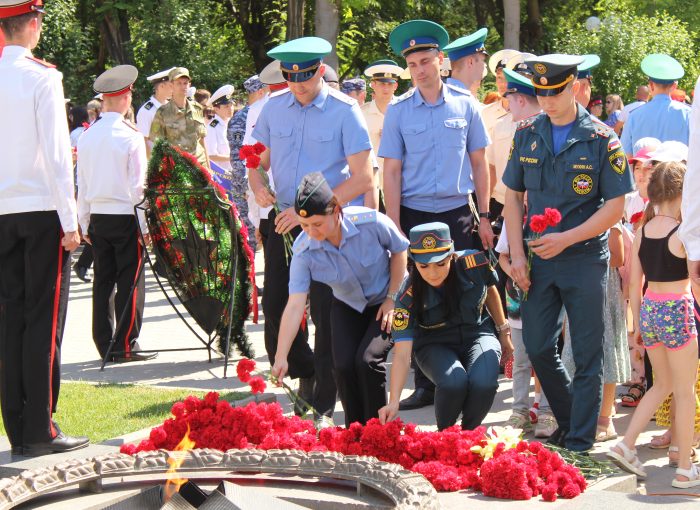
[1,247,699,508]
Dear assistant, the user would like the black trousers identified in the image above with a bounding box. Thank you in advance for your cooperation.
[399,202,478,392]
[76,243,94,269]
[262,212,336,417]
[88,214,145,357]
[0,211,70,445]
[330,299,393,427]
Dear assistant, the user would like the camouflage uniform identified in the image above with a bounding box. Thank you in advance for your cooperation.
[150,99,209,168]
[227,105,256,251]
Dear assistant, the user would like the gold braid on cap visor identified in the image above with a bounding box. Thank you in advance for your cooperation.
[533,73,575,90]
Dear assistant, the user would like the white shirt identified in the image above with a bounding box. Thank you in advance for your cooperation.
[0,46,77,232]
[486,113,515,204]
[618,100,646,124]
[136,95,163,138]
[204,114,232,171]
[77,112,148,234]
[679,76,700,260]
[243,94,273,223]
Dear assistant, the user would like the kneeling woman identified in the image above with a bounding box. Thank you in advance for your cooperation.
[271,173,408,426]
[379,223,514,430]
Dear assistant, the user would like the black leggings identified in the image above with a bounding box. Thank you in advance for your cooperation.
[330,298,393,427]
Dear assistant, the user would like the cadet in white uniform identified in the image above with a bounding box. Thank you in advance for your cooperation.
[0,0,89,457]
[135,66,174,156]
[204,84,235,172]
[77,65,155,364]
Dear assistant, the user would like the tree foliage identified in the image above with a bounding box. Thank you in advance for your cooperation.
[552,9,699,102]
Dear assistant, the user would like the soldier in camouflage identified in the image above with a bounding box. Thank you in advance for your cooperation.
[227,74,267,251]
[150,67,210,169]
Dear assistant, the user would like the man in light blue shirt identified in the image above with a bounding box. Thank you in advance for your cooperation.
[443,27,488,94]
[621,54,690,156]
[379,20,492,411]
[250,36,373,425]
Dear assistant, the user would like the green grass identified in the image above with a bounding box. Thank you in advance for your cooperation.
[0,382,249,443]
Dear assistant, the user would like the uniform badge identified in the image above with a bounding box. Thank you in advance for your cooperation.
[572,174,593,195]
[393,308,410,331]
[508,139,514,161]
[299,209,308,217]
[422,235,437,250]
[409,39,416,47]
[607,138,621,152]
[540,77,548,85]
[530,141,537,152]
[609,150,626,175]
[292,64,299,71]
[534,63,547,75]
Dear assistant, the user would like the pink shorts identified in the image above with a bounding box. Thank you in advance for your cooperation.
[640,291,697,350]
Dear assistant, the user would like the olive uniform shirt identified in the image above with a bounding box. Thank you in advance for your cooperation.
[150,99,208,168]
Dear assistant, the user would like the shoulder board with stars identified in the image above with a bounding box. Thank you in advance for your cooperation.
[591,118,613,138]
[144,101,154,111]
[394,88,416,104]
[461,250,489,270]
[122,119,139,132]
[26,55,56,68]
[210,119,219,128]
[346,210,377,226]
[516,115,537,131]
[328,87,357,106]
[293,235,311,255]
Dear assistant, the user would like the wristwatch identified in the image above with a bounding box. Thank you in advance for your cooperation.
[495,322,511,333]
[479,212,492,220]
[387,291,399,302]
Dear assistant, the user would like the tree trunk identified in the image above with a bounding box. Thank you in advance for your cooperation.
[227,0,283,72]
[502,0,520,49]
[287,0,305,40]
[97,6,135,66]
[314,0,339,71]
[526,0,544,50]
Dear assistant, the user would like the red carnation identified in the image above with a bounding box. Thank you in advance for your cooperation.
[630,211,644,224]
[245,154,261,169]
[543,207,562,227]
[236,358,256,383]
[239,145,252,160]
[529,214,548,234]
[253,142,266,155]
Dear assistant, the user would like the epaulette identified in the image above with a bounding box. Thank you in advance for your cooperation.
[461,250,489,270]
[394,88,416,104]
[516,114,538,131]
[591,117,613,138]
[270,88,290,98]
[445,83,471,96]
[345,209,377,226]
[143,101,154,111]
[328,87,356,106]
[122,119,139,132]
[210,119,219,128]
[26,55,56,68]
[399,285,413,303]
[190,100,203,111]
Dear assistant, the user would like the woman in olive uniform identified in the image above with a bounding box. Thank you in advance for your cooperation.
[271,172,409,427]
[379,223,514,430]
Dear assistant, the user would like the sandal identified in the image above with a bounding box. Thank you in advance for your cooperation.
[596,421,618,442]
[607,441,647,478]
[671,463,700,489]
[620,383,645,407]
[649,430,672,449]
[668,446,700,468]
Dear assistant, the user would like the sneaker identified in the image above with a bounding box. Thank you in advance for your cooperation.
[314,416,335,431]
[535,412,558,438]
[506,411,533,431]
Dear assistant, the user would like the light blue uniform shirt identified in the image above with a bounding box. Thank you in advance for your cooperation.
[446,77,469,91]
[288,206,409,312]
[253,85,372,210]
[378,83,489,213]
[620,94,690,154]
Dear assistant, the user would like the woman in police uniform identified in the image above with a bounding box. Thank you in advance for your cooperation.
[379,223,514,430]
[271,173,408,427]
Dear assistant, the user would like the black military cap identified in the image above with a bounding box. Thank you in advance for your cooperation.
[93,65,138,97]
[295,172,334,218]
[524,54,584,97]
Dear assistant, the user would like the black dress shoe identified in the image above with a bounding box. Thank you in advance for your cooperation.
[113,351,158,362]
[546,427,568,447]
[398,388,434,410]
[23,433,90,456]
[73,264,92,283]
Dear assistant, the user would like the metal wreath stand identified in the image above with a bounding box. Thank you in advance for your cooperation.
[100,187,241,377]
